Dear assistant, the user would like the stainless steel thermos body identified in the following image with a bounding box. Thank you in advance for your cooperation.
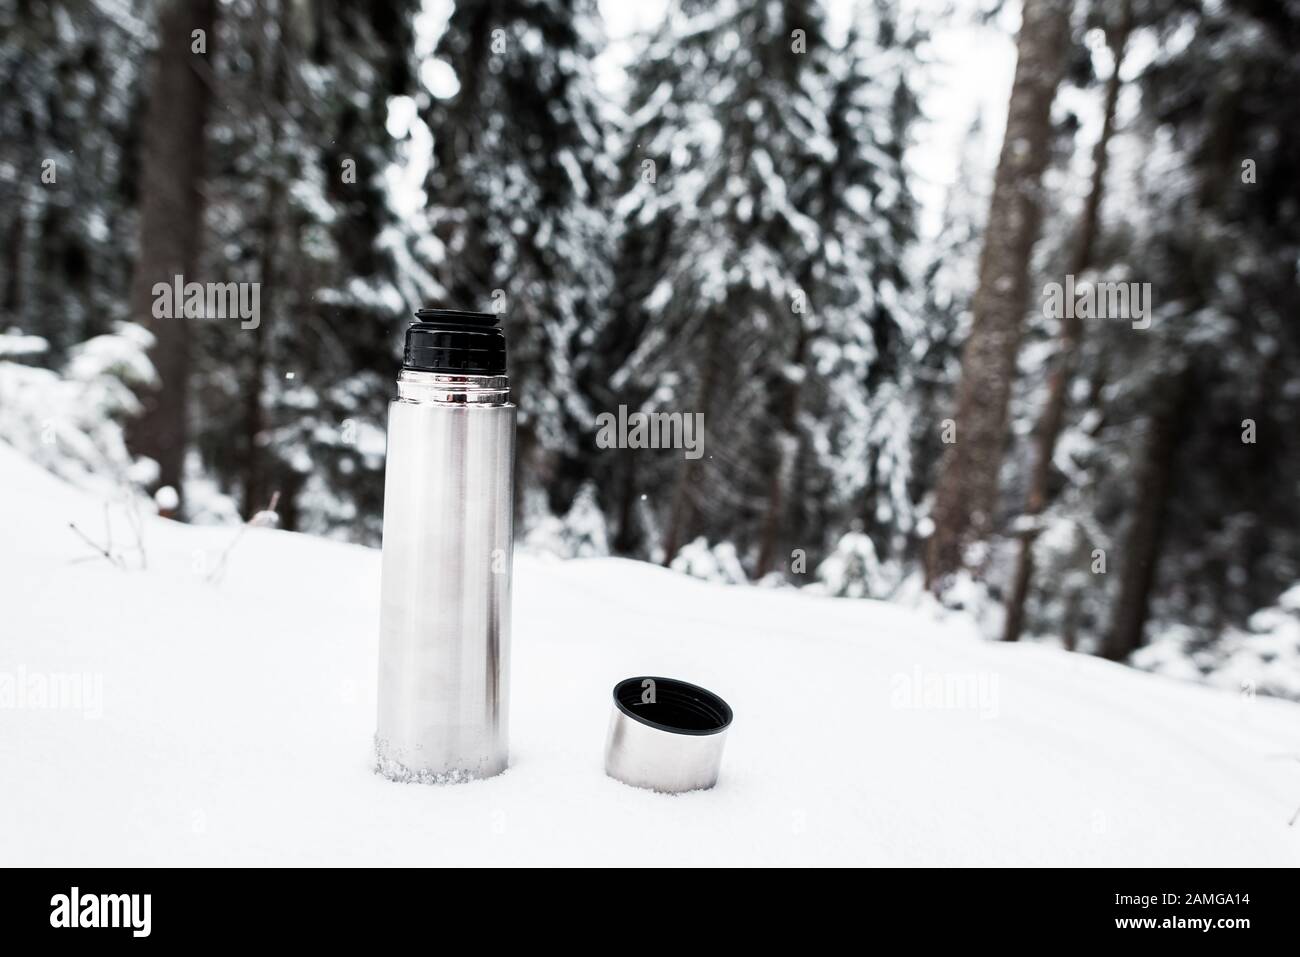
[376,310,515,784]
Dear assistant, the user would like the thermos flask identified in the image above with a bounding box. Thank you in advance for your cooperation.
[375,308,515,784]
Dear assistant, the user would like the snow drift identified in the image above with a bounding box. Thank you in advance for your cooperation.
[1,442,1297,866]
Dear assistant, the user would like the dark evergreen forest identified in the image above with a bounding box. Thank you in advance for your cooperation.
[2,0,1297,695]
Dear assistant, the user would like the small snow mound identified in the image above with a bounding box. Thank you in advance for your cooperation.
[153,485,180,511]
[815,530,882,598]
[523,482,609,558]
[670,537,747,584]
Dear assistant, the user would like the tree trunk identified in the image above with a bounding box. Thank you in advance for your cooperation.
[1101,372,1190,661]
[663,314,722,565]
[126,0,217,504]
[925,0,1072,592]
[1003,4,1131,642]
[756,323,807,577]
[613,449,638,554]
[3,203,24,318]
[1061,588,1081,652]
[663,456,693,565]
[243,1,291,518]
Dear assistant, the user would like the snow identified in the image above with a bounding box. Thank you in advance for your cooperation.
[670,537,747,585]
[523,482,610,559]
[2,441,1299,866]
[815,531,883,599]
[1136,587,1300,702]
[152,485,179,512]
[0,325,156,499]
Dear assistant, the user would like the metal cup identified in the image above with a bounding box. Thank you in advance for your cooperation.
[604,676,733,793]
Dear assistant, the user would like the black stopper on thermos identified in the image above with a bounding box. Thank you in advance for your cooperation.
[403,307,507,376]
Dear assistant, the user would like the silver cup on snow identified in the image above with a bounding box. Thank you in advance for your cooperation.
[604,676,733,793]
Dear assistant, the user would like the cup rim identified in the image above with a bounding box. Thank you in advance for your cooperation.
[612,676,733,737]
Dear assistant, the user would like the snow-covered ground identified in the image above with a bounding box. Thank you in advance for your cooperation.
[2,442,1298,866]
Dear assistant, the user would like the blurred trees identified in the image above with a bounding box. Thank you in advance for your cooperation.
[414,0,612,521]
[0,0,143,359]
[126,0,217,503]
[603,0,919,576]
[973,0,1300,662]
[909,113,985,557]
[925,0,1072,591]
[1002,0,1132,644]
[195,0,418,536]
[1,0,1298,687]
[1097,0,1300,658]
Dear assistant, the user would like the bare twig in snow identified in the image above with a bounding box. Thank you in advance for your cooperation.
[67,489,150,571]
[1265,753,1300,825]
[207,491,280,584]
[67,521,124,569]
[121,484,148,570]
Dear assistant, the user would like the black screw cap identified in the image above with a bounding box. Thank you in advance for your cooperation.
[403,307,507,376]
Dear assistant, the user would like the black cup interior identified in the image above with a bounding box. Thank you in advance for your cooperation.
[614,677,733,735]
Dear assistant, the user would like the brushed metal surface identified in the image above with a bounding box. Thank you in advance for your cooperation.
[376,372,515,784]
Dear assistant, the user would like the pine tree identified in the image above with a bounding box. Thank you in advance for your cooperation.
[815,11,921,569]
[608,1,835,568]
[414,0,613,521]
[0,0,143,358]
[193,0,419,536]
[756,11,921,579]
[608,0,920,574]
[1095,0,1300,658]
